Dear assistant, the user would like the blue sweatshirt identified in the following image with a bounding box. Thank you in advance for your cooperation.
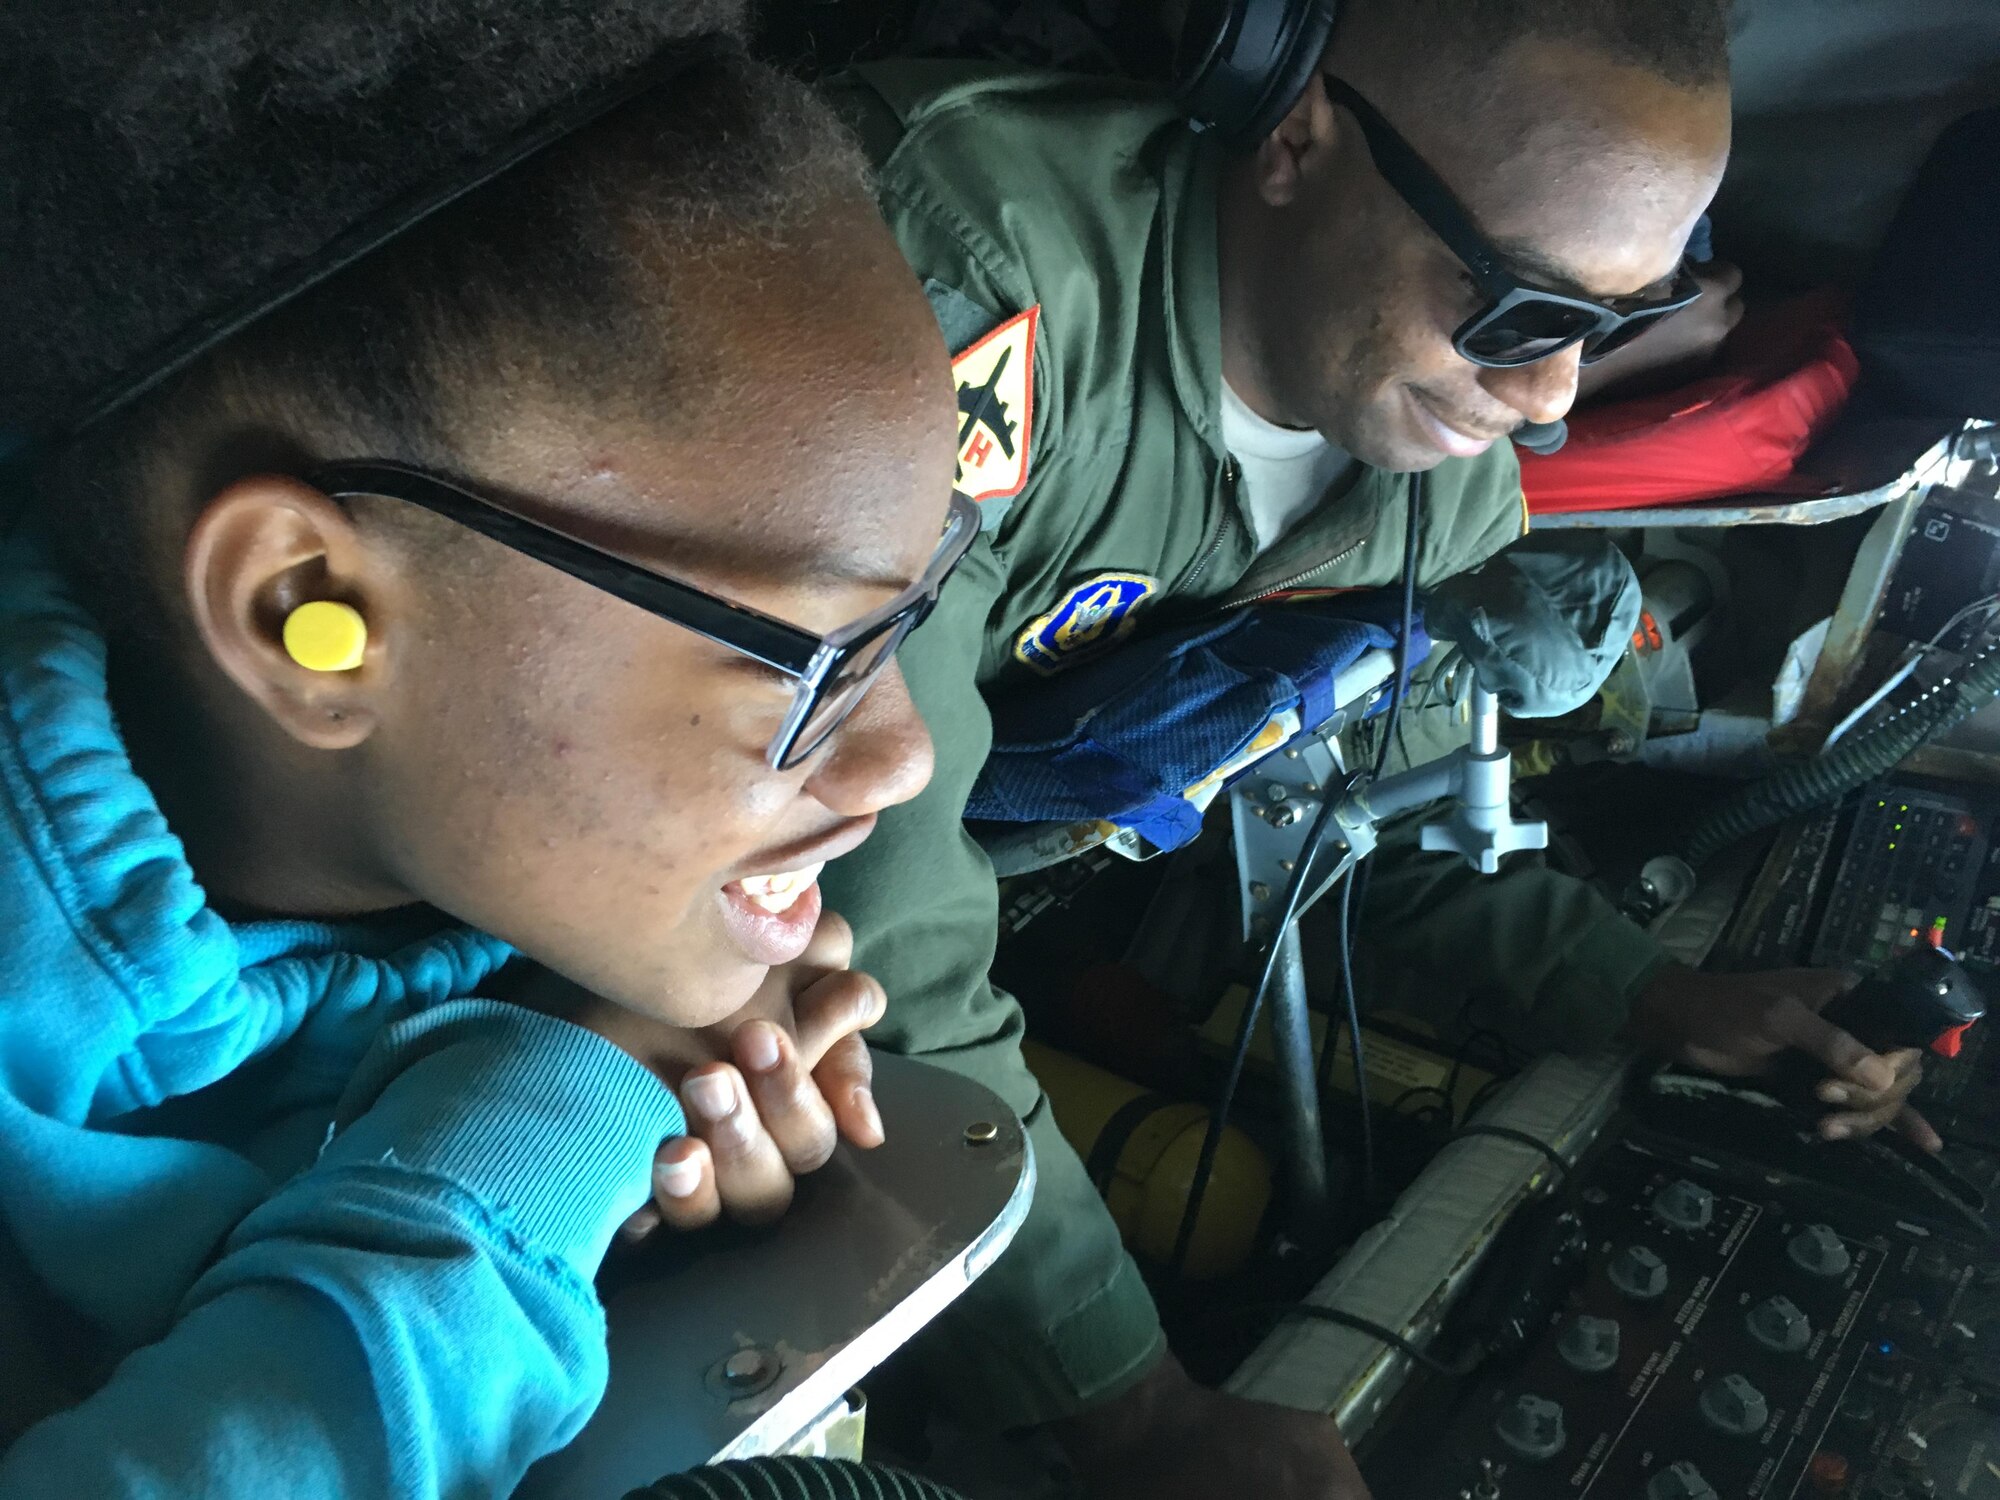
[0,530,687,1497]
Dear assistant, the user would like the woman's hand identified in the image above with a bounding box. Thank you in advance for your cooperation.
[512,912,888,1234]
[640,914,887,1234]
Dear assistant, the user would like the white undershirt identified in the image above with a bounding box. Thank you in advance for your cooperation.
[1220,380,1357,555]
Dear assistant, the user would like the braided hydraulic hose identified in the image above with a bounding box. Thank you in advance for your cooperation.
[626,1458,968,1500]
[1682,639,2000,869]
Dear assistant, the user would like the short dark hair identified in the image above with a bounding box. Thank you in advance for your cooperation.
[40,44,873,634]
[1360,0,1731,91]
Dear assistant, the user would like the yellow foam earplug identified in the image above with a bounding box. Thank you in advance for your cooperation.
[283,600,368,673]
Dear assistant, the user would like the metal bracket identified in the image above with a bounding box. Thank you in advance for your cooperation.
[1417,689,1551,873]
[1223,673,1548,1239]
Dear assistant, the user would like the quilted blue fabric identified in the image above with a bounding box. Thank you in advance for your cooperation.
[969,595,1427,851]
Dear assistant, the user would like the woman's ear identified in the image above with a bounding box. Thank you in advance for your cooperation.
[182,476,388,750]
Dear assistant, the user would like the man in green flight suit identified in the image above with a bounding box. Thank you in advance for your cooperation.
[817,1,1934,1492]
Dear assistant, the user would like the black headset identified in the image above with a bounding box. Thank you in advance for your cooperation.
[1174,0,1339,147]
[1173,0,1570,455]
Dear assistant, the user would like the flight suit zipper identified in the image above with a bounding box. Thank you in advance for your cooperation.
[1179,457,1240,594]
[1219,469,1400,612]
[1228,535,1368,609]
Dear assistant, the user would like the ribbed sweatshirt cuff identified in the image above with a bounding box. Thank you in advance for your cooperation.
[322,1000,684,1280]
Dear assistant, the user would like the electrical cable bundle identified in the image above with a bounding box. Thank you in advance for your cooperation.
[1682,631,2000,868]
[1171,472,1426,1272]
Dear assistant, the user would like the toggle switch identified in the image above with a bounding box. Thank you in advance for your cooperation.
[1882,1299,1927,1339]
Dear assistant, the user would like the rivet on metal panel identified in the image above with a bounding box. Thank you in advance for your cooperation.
[708,1346,782,1400]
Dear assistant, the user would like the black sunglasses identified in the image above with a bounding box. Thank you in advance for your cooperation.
[313,460,979,771]
[1321,75,1704,368]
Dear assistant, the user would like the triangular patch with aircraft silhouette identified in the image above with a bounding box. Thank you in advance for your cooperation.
[951,305,1038,507]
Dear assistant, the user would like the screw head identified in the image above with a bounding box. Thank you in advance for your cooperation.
[964,1121,1000,1146]
[1271,805,1299,828]
[705,1344,784,1400]
[1249,881,1271,902]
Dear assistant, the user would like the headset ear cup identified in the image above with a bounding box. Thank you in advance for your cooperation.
[1173,0,1236,113]
[1174,0,1339,147]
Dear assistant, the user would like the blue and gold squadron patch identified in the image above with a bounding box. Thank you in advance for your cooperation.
[1014,572,1158,676]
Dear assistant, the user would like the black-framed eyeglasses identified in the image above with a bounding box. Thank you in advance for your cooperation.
[314,460,979,770]
[1321,75,1705,369]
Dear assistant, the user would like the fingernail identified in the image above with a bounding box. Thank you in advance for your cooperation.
[1821,1084,1849,1106]
[619,1210,659,1242]
[1860,1059,1894,1091]
[654,1155,703,1199]
[1822,1120,1851,1140]
[739,1023,781,1075]
[855,1089,884,1144]
[685,1071,737,1122]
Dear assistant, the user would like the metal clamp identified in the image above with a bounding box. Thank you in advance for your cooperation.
[1416,688,1550,874]
[1224,672,1547,1239]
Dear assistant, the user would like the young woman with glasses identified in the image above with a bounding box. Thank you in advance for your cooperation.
[0,14,965,1497]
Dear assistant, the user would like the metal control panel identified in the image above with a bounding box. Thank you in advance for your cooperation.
[1360,1114,1998,1500]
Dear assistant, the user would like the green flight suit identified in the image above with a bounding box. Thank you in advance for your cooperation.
[821,62,1674,1428]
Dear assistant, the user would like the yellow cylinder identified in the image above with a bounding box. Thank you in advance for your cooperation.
[1023,1039,1272,1280]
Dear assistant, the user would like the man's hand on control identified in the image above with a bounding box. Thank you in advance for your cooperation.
[1626,964,1941,1152]
[519,912,887,1236]
[1574,259,1746,404]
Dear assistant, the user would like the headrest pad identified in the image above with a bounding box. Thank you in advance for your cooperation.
[1426,534,1642,718]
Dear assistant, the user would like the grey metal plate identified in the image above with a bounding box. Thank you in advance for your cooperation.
[1529,430,1953,532]
[518,1052,1033,1500]
[1227,1049,1629,1438]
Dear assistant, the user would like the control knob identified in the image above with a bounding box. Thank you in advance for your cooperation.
[1790,1223,1853,1279]
[1748,1295,1813,1355]
[1840,1391,1879,1432]
[1648,1461,1720,1500]
[1494,1393,1566,1461]
[1808,1452,1851,1497]
[1610,1244,1670,1301]
[1915,1245,1956,1285]
[1699,1374,1771,1438]
[1557,1314,1621,1373]
[1652,1179,1716,1232]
